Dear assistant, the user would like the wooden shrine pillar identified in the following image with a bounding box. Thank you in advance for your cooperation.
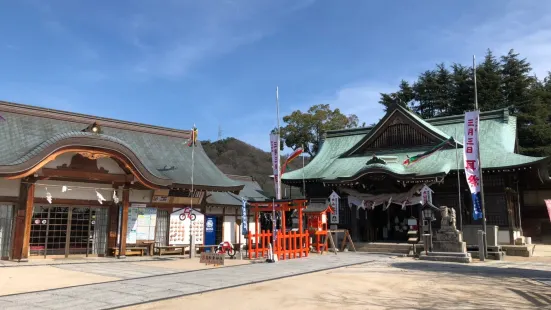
[118,186,130,258]
[12,178,36,261]
[350,204,359,241]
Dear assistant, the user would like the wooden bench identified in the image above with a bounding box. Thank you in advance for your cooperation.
[155,246,186,256]
[195,245,217,254]
[109,246,148,257]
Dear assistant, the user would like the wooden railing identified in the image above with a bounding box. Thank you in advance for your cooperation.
[247,230,309,260]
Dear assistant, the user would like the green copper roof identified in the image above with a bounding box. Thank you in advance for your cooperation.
[283,107,547,182]
[206,175,269,206]
[0,103,243,191]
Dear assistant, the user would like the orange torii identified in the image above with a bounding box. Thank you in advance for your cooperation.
[246,199,309,260]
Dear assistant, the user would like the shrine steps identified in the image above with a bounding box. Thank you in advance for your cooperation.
[419,252,472,263]
[355,242,415,254]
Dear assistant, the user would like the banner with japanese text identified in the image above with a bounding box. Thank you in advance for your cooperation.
[464,111,483,220]
[241,197,248,235]
[270,133,281,199]
[544,200,551,223]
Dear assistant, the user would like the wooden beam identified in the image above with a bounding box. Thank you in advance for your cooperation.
[11,178,36,261]
[40,168,133,183]
[118,186,130,258]
[0,196,19,203]
[34,198,110,207]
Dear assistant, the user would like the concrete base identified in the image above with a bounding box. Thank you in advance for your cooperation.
[470,251,505,260]
[419,252,472,263]
[501,245,534,257]
[117,255,126,259]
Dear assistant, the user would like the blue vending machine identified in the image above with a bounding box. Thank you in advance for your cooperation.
[204,216,217,252]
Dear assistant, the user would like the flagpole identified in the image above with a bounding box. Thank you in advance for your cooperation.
[455,128,463,231]
[474,55,488,258]
[190,125,195,259]
[302,144,306,198]
[274,86,280,261]
[276,87,282,200]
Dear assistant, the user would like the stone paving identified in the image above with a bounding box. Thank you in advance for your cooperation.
[0,256,182,268]
[0,253,386,310]
[51,262,183,279]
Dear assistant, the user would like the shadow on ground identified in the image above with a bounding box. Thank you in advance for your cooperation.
[391,261,551,279]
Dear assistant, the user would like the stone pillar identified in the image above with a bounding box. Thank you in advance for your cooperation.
[118,186,130,259]
[12,178,36,261]
[350,204,358,241]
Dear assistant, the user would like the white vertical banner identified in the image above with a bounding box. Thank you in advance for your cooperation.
[463,111,483,220]
[270,133,281,199]
[329,191,340,224]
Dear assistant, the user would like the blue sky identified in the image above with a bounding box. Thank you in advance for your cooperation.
[1,0,550,152]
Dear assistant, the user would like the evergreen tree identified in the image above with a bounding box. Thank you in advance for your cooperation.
[449,63,474,115]
[501,49,533,111]
[434,63,453,116]
[517,76,551,157]
[378,48,551,163]
[477,49,504,111]
[379,80,415,111]
[412,70,435,118]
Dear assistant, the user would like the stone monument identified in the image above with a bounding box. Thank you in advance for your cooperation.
[433,206,467,253]
[419,205,471,263]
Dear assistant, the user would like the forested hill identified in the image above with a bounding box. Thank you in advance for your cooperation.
[379,49,551,158]
[202,138,309,197]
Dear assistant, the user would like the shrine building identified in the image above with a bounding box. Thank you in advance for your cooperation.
[281,103,550,245]
[0,100,249,261]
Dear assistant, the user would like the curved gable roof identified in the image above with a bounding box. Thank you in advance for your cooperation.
[0,101,243,192]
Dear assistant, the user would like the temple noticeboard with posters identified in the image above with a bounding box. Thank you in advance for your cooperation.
[169,208,204,246]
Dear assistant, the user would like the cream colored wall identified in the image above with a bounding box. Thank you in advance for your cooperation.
[129,190,153,203]
[0,179,20,197]
[43,152,125,174]
[206,206,224,215]
[34,180,115,201]
[33,181,153,204]
[223,215,236,243]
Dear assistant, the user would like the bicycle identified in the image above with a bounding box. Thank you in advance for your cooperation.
[214,241,236,258]
[178,208,196,221]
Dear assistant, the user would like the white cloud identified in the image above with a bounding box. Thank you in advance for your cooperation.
[121,0,316,78]
[447,0,551,78]
[317,82,395,126]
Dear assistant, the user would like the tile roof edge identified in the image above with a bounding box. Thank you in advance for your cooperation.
[0,100,192,138]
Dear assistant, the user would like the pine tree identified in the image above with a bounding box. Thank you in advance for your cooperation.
[434,63,453,116]
[477,49,504,111]
[501,49,534,111]
[378,80,415,112]
[449,63,474,115]
[413,70,439,118]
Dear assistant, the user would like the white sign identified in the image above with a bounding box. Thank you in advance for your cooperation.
[329,191,340,224]
[169,208,204,245]
[270,133,281,199]
[463,111,483,220]
[420,184,433,205]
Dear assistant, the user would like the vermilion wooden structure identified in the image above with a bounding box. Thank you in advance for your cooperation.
[305,203,333,253]
[247,199,309,260]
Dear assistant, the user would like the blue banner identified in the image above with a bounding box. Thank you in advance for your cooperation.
[241,197,248,235]
[471,192,483,220]
[205,216,216,249]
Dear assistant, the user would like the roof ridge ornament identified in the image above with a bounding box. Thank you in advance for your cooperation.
[82,122,101,134]
[366,154,387,165]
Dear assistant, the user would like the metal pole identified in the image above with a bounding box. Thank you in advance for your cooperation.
[516,180,523,235]
[190,126,195,259]
[473,55,488,258]
[276,87,282,200]
[455,128,463,231]
[302,144,306,198]
[272,198,276,260]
